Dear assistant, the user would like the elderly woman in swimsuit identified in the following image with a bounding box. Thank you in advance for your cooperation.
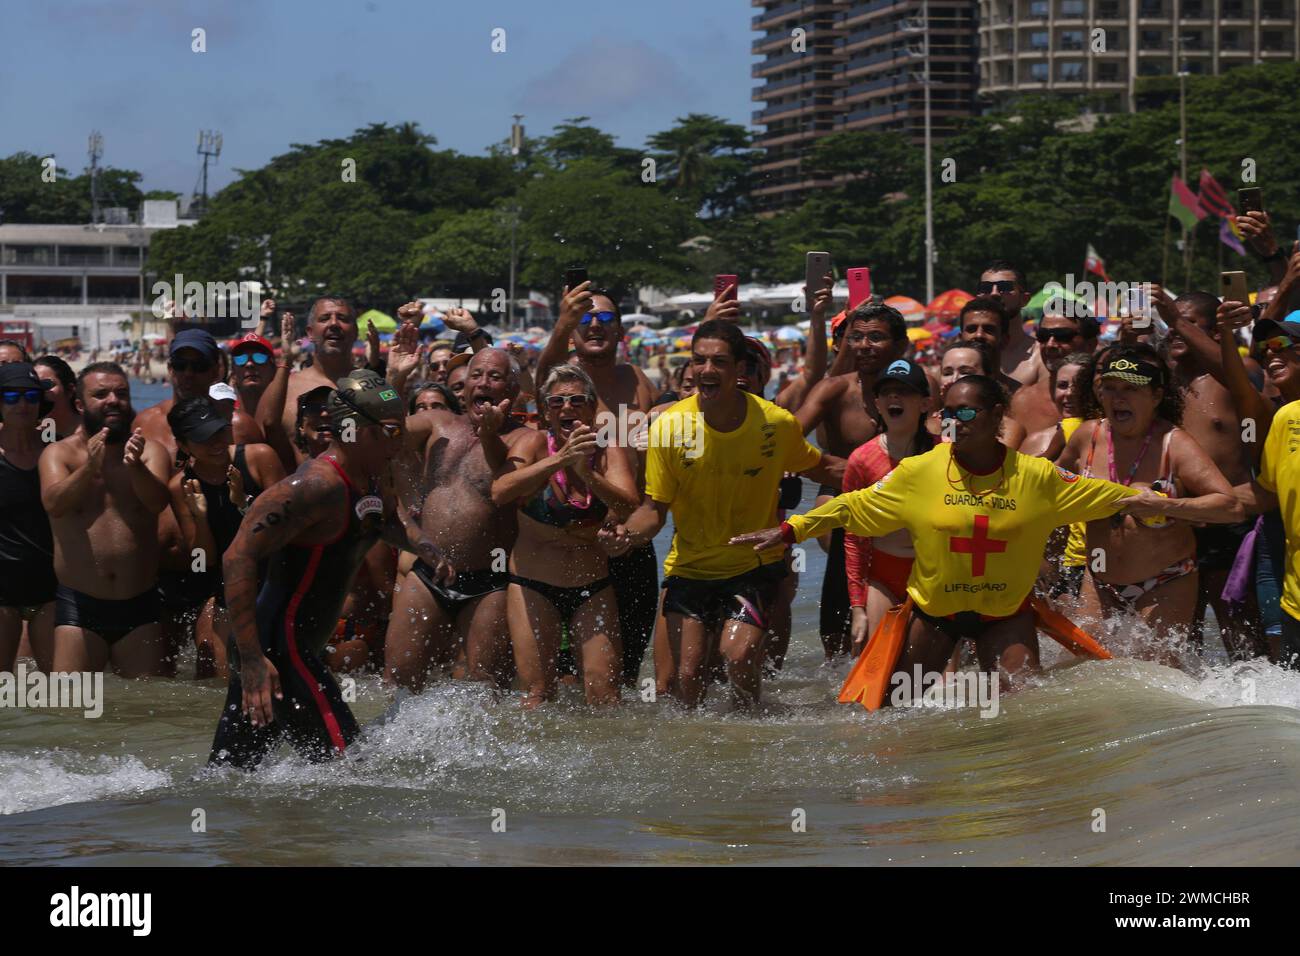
[1057,344,1243,665]
[493,365,640,707]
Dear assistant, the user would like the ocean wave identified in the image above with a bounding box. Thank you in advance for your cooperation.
[0,750,170,816]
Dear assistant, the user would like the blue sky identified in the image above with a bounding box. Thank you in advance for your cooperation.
[1,0,754,198]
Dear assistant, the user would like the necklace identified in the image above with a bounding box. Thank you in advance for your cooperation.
[945,447,1007,499]
[1106,420,1155,486]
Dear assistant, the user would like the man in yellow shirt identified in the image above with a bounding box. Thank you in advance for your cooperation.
[608,320,845,708]
[1252,397,1300,663]
[733,376,1178,686]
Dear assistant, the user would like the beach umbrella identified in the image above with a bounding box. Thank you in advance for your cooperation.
[419,314,446,332]
[357,309,397,337]
[773,325,804,343]
[906,327,933,343]
[926,289,973,321]
[1022,285,1089,319]
[885,295,926,323]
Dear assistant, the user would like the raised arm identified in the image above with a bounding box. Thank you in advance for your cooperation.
[803,273,833,390]
[795,377,840,436]
[1216,298,1276,466]
[535,282,591,395]
[123,431,172,515]
[580,443,640,522]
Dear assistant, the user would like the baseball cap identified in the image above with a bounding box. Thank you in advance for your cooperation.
[830,310,849,339]
[170,328,220,361]
[1252,316,1300,343]
[0,362,53,392]
[231,332,274,355]
[447,351,473,373]
[297,384,334,413]
[167,396,230,443]
[872,358,930,397]
[209,382,238,404]
[328,369,406,429]
[1099,354,1163,387]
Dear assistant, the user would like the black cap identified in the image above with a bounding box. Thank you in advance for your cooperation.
[170,329,220,361]
[1099,354,1163,387]
[1252,317,1300,343]
[872,359,930,397]
[296,384,334,413]
[167,396,229,443]
[0,362,53,391]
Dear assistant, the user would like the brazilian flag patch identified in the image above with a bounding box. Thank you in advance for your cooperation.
[379,389,398,401]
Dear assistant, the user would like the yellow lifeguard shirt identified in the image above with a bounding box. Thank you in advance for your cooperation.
[1258,400,1300,620]
[784,443,1135,617]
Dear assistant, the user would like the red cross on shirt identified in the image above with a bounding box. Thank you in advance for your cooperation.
[949,514,1007,577]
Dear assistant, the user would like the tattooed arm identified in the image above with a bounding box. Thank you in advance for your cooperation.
[222,466,346,725]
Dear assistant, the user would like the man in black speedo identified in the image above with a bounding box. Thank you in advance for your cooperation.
[209,370,455,769]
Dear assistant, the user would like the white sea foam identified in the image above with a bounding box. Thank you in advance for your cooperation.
[0,750,169,815]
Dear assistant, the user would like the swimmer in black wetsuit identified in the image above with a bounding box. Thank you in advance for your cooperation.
[209,369,455,769]
[492,365,639,707]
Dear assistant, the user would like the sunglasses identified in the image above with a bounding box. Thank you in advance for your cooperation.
[1036,327,1079,344]
[1255,335,1296,356]
[545,394,592,409]
[580,311,618,326]
[170,357,213,373]
[940,406,981,422]
[233,351,270,367]
[977,280,1017,294]
[2,389,42,405]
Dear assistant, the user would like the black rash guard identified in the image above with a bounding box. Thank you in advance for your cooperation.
[208,455,384,769]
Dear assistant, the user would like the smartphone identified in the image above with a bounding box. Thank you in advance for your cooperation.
[804,252,832,310]
[714,274,739,303]
[1126,283,1151,329]
[1239,187,1263,214]
[1221,270,1250,306]
[564,267,588,292]
[847,267,871,311]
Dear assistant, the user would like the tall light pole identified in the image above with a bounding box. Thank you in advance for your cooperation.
[906,5,935,303]
[509,115,524,331]
[1176,34,1191,289]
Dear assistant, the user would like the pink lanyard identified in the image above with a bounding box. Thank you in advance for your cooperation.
[1106,420,1155,486]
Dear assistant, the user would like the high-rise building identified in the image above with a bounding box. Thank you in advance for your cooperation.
[980,0,1300,113]
[750,0,1300,209]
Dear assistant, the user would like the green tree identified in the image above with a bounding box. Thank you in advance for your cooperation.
[407,206,513,297]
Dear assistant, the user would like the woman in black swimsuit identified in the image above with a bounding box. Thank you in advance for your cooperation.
[493,365,639,707]
[167,397,285,678]
[0,363,57,671]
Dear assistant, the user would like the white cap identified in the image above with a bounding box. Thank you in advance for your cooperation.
[209,382,238,404]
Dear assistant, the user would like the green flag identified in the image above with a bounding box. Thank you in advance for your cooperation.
[1168,175,1205,231]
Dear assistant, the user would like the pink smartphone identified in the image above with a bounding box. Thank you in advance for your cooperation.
[714,274,739,302]
[847,267,871,310]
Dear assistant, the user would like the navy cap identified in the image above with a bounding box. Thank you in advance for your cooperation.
[1252,317,1300,343]
[872,359,930,397]
[167,396,229,443]
[0,362,53,391]
[170,329,220,361]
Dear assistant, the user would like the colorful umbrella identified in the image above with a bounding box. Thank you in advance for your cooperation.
[357,309,397,336]
[773,325,804,342]
[1023,285,1089,319]
[885,295,926,323]
[926,289,973,322]
[906,327,933,343]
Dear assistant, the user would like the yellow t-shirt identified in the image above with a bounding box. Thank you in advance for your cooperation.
[1258,400,1300,620]
[785,443,1136,617]
[1060,417,1088,568]
[646,392,821,579]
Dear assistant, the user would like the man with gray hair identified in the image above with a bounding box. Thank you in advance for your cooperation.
[385,348,534,690]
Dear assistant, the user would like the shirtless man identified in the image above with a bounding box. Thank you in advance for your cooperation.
[37,363,172,676]
[1164,289,1268,659]
[535,282,660,685]
[976,260,1038,385]
[795,301,908,656]
[384,347,533,690]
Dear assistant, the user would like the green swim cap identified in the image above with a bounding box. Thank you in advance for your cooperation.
[328,368,405,430]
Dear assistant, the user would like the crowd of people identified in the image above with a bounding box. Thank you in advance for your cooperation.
[3,205,1300,770]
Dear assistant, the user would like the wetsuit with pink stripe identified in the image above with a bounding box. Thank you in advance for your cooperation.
[208,456,382,769]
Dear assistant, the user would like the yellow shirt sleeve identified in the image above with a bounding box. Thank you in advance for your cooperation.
[1258,410,1288,493]
[1045,466,1139,524]
[786,461,909,542]
[782,416,822,473]
[644,415,678,504]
